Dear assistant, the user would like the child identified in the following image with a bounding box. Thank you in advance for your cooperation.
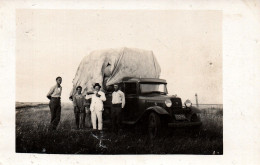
[73,86,87,129]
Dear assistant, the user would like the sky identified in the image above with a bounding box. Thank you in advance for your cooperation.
[16,9,222,104]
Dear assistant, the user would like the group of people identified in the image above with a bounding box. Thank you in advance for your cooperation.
[46,76,125,134]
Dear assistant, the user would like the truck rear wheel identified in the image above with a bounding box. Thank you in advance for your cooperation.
[148,112,162,139]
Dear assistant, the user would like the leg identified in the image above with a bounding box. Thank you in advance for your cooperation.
[53,103,61,129]
[91,111,97,130]
[96,111,103,130]
[85,107,91,128]
[49,100,58,130]
[82,112,86,128]
[111,107,117,133]
[49,101,55,122]
[116,107,122,131]
[85,111,91,128]
[74,113,79,129]
[49,101,56,130]
[79,113,83,129]
[74,107,79,129]
[80,107,86,128]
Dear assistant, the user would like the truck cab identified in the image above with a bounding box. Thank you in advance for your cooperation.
[103,77,202,138]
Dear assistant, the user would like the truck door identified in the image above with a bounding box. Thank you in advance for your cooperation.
[122,82,138,121]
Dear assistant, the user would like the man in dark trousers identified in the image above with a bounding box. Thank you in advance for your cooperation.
[47,77,62,131]
[111,83,125,133]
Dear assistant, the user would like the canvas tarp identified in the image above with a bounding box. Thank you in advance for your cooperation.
[70,47,161,97]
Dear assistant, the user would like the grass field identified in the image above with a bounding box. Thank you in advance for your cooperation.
[16,102,223,154]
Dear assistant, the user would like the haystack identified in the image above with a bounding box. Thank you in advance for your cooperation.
[70,47,161,97]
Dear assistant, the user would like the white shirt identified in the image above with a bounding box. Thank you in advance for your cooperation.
[112,90,125,108]
[47,85,62,98]
[86,91,106,112]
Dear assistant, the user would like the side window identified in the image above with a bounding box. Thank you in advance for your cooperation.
[124,83,137,95]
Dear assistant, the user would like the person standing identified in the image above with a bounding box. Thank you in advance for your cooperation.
[86,83,106,132]
[73,86,87,129]
[46,77,62,131]
[111,83,125,133]
[84,99,92,128]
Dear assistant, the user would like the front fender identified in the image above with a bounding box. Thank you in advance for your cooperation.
[185,106,202,122]
[146,106,170,115]
[189,106,202,113]
[133,106,170,124]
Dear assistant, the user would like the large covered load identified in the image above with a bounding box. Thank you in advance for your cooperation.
[70,47,161,97]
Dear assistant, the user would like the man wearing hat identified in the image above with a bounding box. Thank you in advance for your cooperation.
[86,83,106,132]
[111,83,125,133]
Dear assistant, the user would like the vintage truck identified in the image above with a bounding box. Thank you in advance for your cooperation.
[103,77,202,138]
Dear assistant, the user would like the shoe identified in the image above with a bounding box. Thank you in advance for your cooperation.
[97,130,103,138]
[91,130,99,139]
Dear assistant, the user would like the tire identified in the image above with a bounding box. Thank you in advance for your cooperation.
[190,114,202,134]
[190,113,201,122]
[148,112,162,139]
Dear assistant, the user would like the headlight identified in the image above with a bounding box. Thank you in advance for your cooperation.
[184,99,192,108]
[165,99,172,107]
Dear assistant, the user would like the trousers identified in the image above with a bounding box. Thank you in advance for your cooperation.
[111,104,122,133]
[49,97,61,130]
[91,110,103,130]
[74,107,86,129]
[85,107,92,128]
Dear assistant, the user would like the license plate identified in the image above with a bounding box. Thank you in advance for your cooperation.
[175,114,186,120]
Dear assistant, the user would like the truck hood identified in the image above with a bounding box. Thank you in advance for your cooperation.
[139,94,183,109]
[139,94,173,101]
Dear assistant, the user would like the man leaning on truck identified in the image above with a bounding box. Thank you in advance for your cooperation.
[111,83,125,134]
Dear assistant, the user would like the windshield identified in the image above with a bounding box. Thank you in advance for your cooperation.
[140,83,167,94]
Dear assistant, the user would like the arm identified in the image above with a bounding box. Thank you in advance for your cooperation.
[85,94,93,100]
[46,86,55,99]
[83,96,88,107]
[73,96,77,107]
[121,91,125,108]
[99,92,106,102]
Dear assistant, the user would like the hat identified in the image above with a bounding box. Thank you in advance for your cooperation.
[76,86,82,90]
[93,83,101,88]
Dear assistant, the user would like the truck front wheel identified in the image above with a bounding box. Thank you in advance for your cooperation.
[148,112,162,139]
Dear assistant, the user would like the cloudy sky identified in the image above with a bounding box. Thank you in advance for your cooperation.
[16,9,222,104]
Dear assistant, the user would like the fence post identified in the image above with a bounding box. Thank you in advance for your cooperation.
[195,93,199,108]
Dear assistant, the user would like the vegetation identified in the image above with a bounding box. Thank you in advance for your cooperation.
[16,103,223,154]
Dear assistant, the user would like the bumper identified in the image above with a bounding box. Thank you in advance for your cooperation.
[168,121,202,128]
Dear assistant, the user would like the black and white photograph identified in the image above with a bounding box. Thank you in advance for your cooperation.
[15,9,223,155]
